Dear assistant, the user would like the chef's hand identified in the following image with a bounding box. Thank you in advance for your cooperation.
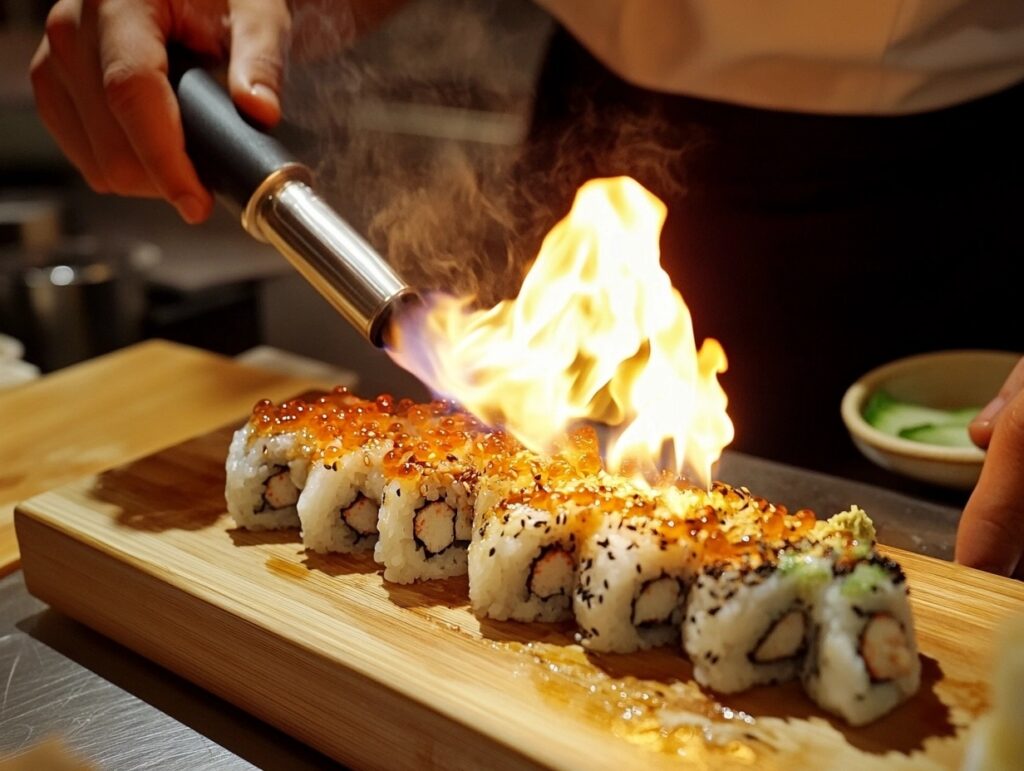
[30,0,291,224]
[956,356,1024,578]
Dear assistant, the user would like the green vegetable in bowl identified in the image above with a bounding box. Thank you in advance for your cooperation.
[863,390,980,448]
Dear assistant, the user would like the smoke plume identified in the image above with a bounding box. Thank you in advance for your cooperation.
[281,0,693,307]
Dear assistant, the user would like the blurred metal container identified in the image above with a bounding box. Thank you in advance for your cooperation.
[0,193,62,353]
[1,236,160,371]
[0,196,61,251]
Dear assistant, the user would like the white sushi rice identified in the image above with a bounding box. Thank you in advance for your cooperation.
[683,562,814,693]
[298,440,392,553]
[469,503,578,623]
[575,515,698,653]
[801,558,920,726]
[225,424,308,530]
[374,468,475,583]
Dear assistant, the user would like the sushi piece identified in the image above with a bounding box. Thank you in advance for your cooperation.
[572,483,700,653]
[469,429,605,621]
[225,421,310,530]
[296,395,410,553]
[683,553,825,693]
[375,464,479,583]
[801,552,920,726]
[374,408,519,584]
[962,614,1024,771]
[298,439,392,553]
[469,501,581,622]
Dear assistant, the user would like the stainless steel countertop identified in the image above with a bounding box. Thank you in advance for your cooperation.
[0,450,960,769]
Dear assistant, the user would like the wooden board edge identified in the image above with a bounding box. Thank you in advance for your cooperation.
[14,508,550,771]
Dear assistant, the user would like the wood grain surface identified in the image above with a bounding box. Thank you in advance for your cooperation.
[0,340,330,577]
[15,426,1024,770]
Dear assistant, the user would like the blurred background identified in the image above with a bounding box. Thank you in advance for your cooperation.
[0,0,552,396]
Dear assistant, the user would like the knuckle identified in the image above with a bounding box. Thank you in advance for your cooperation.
[101,61,150,115]
[246,53,284,85]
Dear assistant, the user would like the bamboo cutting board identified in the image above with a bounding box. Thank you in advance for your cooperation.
[0,339,335,577]
[14,425,1024,770]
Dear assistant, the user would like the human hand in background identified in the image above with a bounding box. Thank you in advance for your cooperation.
[956,356,1024,577]
[29,0,291,224]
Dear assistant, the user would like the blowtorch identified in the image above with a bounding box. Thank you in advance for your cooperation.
[172,64,416,348]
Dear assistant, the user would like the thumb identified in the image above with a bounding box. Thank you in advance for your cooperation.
[227,0,291,126]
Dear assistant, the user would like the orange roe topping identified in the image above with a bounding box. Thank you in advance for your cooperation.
[247,389,830,563]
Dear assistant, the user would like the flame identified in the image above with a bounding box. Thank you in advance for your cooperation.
[386,177,733,487]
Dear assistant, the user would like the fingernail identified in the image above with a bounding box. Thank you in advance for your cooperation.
[975,395,1007,427]
[176,195,205,224]
[251,83,279,110]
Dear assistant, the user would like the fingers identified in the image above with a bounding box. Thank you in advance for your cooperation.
[227,0,291,126]
[30,37,108,193]
[956,384,1024,576]
[970,357,1024,449]
[54,0,158,199]
[97,0,212,222]
[29,0,214,222]
[31,0,291,222]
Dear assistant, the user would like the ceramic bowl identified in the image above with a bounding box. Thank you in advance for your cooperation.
[840,350,1020,489]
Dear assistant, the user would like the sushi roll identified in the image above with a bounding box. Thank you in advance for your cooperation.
[298,438,392,553]
[375,463,479,583]
[374,410,518,584]
[468,428,606,620]
[801,553,920,726]
[573,484,700,653]
[225,421,310,530]
[469,500,581,622]
[296,395,410,553]
[682,553,825,693]
[574,515,697,653]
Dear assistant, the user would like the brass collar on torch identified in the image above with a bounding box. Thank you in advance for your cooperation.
[240,164,416,347]
[240,162,314,242]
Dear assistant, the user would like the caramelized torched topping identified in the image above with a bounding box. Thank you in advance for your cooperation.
[247,390,835,564]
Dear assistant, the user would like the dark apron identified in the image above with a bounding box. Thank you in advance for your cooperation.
[517,27,1024,487]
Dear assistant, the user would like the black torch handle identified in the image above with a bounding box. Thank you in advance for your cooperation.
[171,61,300,212]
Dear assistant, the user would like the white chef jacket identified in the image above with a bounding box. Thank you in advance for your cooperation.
[536,0,1024,114]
